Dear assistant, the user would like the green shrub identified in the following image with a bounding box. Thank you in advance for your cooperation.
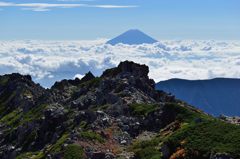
[134,147,162,159]
[22,104,47,123]
[130,135,163,159]
[80,131,104,143]
[0,109,22,127]
[50,133,69,153]
[164,103,211,122]
[92,104,110,111]
[129,103,158,117]
[130,103,240,158]
[64,144,84,159]
[166,120,240,158]
[16,151,44,159]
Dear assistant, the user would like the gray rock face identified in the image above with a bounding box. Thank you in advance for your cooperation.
[74,110,97,125]
[102,61,149,79]
[44,104,68,124]
[0,73,46,114]
[51,71,95,90]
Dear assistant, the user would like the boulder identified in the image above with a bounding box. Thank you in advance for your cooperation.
[210,153,233,159]
[74,110,97,125]
[102,61,149,78]
[44,104,67,123]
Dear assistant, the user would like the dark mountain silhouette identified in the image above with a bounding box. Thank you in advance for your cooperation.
[156,78,240,116]
[107,29,158,45]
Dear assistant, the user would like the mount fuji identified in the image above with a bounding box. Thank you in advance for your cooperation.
[107,29,158,45]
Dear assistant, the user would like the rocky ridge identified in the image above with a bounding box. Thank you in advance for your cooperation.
[0,61,239,159]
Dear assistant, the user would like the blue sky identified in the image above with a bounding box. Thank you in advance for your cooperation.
[0,0,240,40]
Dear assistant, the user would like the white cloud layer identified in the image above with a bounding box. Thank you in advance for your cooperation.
[0,39,240,87]
[0,1,138,11]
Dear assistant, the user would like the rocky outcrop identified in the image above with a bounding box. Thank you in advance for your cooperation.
[0,61,179,158]
[0,73,46,114]
[219,115,240,125]
[102,61,149,78]
[0,61,237,159]
[52,71,95,90]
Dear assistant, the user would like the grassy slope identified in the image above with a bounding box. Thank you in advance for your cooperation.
[130,103,240,159]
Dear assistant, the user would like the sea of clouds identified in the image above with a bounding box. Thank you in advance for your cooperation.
[0,39,240,87]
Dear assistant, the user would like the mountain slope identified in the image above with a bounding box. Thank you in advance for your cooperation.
[156,78,240,116]
[0,62,240,159]
[106,29,158,45]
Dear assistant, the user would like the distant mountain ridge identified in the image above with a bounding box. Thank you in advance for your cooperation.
[156,78,240,116]
[107,29,158,45]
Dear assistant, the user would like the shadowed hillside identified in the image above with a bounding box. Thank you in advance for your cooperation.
[156,78,240,116]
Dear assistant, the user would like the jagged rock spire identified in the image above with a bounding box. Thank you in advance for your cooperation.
[102,61,149,78]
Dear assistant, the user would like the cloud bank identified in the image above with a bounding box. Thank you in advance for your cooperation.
[0,40,240,87]
[0,1,138,11]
